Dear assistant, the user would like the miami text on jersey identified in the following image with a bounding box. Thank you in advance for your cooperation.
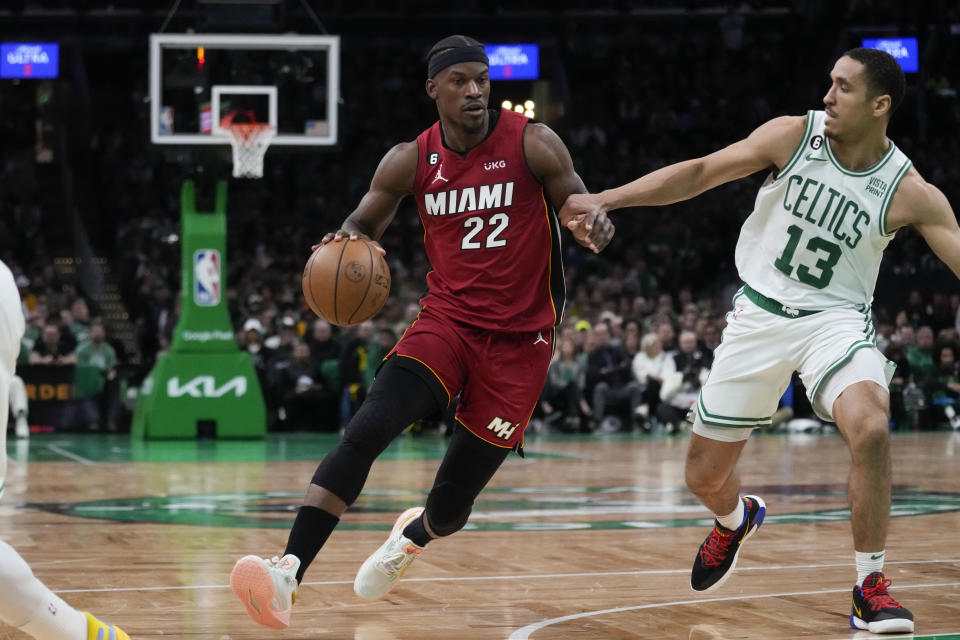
[424,182,515,217]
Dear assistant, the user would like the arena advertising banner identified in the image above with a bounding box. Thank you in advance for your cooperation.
[17,364,101,428]
[1,42,59,78]
[485,43,539,80]
[134,351,265,438]
[170,182,237,353]
[862,37,918,73]
[132,181,265,439]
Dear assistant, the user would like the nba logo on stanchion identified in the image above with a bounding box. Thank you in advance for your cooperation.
[194,249,221,306]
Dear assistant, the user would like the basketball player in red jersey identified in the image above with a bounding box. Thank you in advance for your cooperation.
[229,35,614,629]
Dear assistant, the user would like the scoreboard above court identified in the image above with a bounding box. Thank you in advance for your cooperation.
[485,44,539,81]
[1,42,59,79]
[861,37,918,73]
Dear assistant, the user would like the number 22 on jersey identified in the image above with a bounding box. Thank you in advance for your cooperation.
[461,213,510,250]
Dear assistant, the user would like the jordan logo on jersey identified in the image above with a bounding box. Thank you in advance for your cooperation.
[432,164,449,185]
[533,331,548,345]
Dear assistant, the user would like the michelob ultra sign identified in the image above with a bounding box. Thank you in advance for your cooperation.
[1,43,59,78]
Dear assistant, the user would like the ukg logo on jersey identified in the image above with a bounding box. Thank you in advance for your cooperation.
[193,249,221,306]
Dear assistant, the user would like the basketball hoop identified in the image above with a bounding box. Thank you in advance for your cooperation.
[222,122,276,179]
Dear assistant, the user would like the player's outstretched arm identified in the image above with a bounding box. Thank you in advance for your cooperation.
[559,115,804,220]
[316,141,418,254]
[894,170,960,279]
[524,122,614,253]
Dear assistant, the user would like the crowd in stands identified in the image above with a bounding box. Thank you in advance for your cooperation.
[1,4,959,435]
[4,272,121,430]
[7,241,960,434]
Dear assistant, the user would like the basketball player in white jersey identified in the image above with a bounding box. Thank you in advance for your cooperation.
[561,48,958,633]
[0,259,130,640]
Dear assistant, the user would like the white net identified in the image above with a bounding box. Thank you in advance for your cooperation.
[223,123,276,178]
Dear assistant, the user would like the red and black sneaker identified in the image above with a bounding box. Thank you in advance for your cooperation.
[850,572,914,634]
[691,495,766,592]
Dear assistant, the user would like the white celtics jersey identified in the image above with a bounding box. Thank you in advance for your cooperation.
[735,110,912,310]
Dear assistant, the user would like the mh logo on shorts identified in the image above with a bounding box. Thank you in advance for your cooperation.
[193,249,221,307]
[486,416,517,440]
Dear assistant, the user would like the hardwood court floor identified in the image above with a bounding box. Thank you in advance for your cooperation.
[2,429,960,639]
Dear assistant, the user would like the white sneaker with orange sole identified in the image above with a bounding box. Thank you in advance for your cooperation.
[230,553,300,629]
[354,507,425,600]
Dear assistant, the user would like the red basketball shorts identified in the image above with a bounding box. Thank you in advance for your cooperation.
[389,309,555,449]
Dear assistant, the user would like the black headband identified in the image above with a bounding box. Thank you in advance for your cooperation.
[427,45,489,78]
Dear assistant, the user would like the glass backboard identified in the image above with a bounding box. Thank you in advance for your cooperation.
[149,33,339,147]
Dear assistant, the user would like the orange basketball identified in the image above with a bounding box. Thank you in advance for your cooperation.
[302,238,391,326]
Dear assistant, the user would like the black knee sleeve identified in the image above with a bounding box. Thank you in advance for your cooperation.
[311,356,444,506]
[424,481,476,537]
[310,436,379,506]
[422,425,510,537]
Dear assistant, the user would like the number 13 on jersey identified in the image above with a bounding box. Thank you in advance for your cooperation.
[773,224,842,289]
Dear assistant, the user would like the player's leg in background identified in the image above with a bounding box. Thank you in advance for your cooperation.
[0,260,25,490]
[0,363,9,498]
[10,374,29,438]
[354,423,510,599]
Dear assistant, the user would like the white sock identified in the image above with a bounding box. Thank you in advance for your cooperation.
[18,599,86,640]
[716,498,745,531]
[0,541,86,640]
[855,550,885,586]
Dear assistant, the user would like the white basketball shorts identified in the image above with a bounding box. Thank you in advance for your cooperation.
[692,285,896,442]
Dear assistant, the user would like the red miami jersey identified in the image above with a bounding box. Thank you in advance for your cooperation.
[412,108,565,332]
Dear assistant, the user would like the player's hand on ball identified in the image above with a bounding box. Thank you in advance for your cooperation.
[560,194,615,253]
[313,230,386,256]
[303,237,391,325]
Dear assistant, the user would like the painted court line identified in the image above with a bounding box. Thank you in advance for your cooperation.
[508,581,960,639]
[45,444,95,465]
[54,558,960,594]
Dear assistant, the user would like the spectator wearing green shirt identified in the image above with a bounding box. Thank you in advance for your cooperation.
[906,326,936,385]
[16,342,29,368]
[74,320,117,430]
